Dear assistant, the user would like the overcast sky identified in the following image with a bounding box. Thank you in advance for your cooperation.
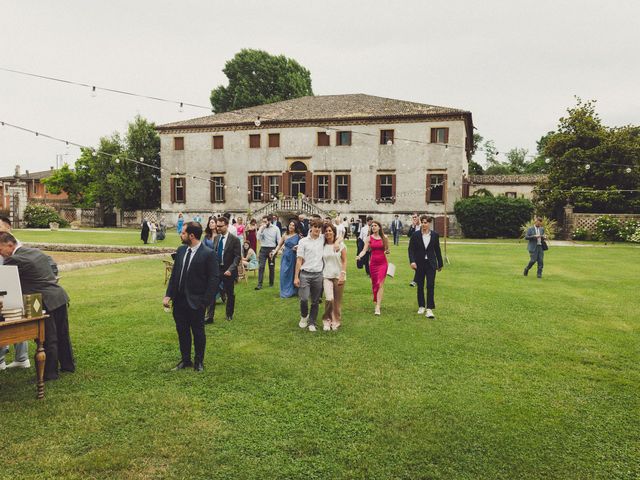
[1,0,639,177]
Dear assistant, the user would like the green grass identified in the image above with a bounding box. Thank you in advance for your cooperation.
[1,243,638,479]
[13,228,180,247]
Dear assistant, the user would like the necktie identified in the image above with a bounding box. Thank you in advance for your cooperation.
[178,248,192,292]
[217,236,224,263]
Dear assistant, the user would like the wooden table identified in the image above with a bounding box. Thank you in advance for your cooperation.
[0,315,48,399]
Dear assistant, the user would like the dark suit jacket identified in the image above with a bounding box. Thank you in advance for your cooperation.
[408,230,444,270]
[213,233,241,279]
[5,246,69,311]
[391,220,403,233]
[166,243,219,310]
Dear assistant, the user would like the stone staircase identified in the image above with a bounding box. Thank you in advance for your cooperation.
[251,197,331,218]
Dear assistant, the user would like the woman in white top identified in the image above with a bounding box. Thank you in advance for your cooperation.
[321,223,347,331]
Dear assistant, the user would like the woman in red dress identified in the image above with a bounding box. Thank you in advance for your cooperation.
[356,220,389,315]
[245,218,258,253]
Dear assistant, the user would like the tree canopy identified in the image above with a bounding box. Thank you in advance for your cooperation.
[44,116,160,211]
[534,98,640,217]
[210,49,313,113]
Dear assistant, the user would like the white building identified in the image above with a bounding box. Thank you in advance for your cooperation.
[157,94,474,233]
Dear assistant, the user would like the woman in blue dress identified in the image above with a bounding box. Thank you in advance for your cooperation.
[176,213,184,234]
[272,220,302,298]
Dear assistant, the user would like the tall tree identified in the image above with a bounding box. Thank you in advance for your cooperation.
[44,116,161,210]
[210,49,313,113]
[534,98,640,217]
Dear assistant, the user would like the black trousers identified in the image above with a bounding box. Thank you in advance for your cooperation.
[356,238,370,275]
[173,295,206,363]
[258,247,275,287]
[44,303,75,381]
[211,274,235,319]
[416,260,437,309]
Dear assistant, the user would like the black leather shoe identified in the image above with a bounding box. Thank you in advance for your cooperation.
[194,362,204,372]
[172,360,193,371]
[523,268,528,276]
[255,286,262,290]
[204,318,214,324]
[226,316,232,321]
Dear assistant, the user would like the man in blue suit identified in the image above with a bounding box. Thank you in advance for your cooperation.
[163,222,219,372]
[408,215,443,319]
[524,216,546,278]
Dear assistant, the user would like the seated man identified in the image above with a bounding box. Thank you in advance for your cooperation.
[0,232,75,381]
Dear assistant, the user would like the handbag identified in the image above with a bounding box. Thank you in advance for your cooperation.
[541,240,549,251]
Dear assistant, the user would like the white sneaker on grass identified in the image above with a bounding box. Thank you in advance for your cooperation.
[298,316,309,329]
[308,325,317,332]
[417,307,425,315]
[7,359,31,369]
[425,309,435,319]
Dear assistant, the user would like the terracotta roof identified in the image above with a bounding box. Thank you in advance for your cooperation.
[157,94,471,130]
[469,174,548,185]
[0,169,57,182]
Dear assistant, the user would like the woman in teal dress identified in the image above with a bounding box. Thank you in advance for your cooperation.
[242,241,259,271]
[272,220,302,298]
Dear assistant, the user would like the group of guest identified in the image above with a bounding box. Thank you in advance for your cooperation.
[141,218,166,244]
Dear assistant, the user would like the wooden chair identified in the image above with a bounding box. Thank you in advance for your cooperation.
[237,262,248,284]
[163,260,174,285]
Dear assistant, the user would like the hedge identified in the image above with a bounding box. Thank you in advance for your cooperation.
[24,204,69,229]
[454,196,534,238]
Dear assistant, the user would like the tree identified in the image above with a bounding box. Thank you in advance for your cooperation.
[469,133,485,174]
[210,49,313,113]
[534,98,640,218]
[44,116,161,211]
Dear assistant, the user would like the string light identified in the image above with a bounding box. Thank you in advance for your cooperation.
[585,164,591,170]
[179,102,184,113]
[91,86,97,98]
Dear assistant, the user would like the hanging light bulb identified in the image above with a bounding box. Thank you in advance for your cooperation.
[254,117,261,127]
[626,167,632,173]
[545,158,551,164]
[115,158,120,164]
[585,164,591,170]
[179,102,184,113]
[139,157,144,162]
[92,149,97,157]
[325,129,331,136]
[91,86,97,97]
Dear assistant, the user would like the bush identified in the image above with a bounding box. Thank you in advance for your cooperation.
[593,215,623,242]
[520,216,558,240]
[630,228,640,243]
[454,196,534,238]
[24,204,69,229]
[572,227,590,241]
[619,220,640,242]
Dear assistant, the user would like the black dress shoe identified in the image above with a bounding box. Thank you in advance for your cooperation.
[226,316,232,321]
[194,362,204,372]
[172,360,193,371]
[204,318,214,324]
[255,285,262,290]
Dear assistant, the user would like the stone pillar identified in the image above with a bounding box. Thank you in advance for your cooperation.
[563,203,574,239]
[8,183,28,228]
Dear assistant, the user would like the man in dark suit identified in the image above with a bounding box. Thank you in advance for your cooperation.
[524,216,546,278]
[211,216,241,322]
[297,213,309,237]
[163,222,219,372]
[408,215,443,319]
[0,232,75,381]
[390,215,403,246]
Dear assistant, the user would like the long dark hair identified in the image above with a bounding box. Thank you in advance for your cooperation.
[204,216,217,239]
[370,220,389,251]
[322,223,337,245]
[287,219,303,235]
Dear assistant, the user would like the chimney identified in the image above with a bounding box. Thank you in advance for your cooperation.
[14,164,20,177]
[25,169,30,176]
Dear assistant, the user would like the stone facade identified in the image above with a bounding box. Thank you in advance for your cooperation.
[468,174,547,200]
[157,94,473,233]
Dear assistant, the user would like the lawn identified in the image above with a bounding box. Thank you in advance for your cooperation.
[1,242,638,479]
[13,228,180,248]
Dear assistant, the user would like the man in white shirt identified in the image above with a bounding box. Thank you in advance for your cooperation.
[256,215,281,289]
[294,220,325,332]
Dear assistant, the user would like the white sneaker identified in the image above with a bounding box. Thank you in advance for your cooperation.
[323,324,331,331]
[425,309,435,319]
[0,360,6,371]
[308,325,317,332]
[417,307,425,315]
[298,316,309,329]
[7,359,31,369]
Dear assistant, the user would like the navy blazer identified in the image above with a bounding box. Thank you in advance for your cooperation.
[166,243,219,310]
[408,230,443,270]
[213,233,242,278]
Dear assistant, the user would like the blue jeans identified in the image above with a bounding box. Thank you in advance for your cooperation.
[0,341,29,363]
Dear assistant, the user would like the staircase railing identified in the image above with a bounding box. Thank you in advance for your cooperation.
[250,197,331,218]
